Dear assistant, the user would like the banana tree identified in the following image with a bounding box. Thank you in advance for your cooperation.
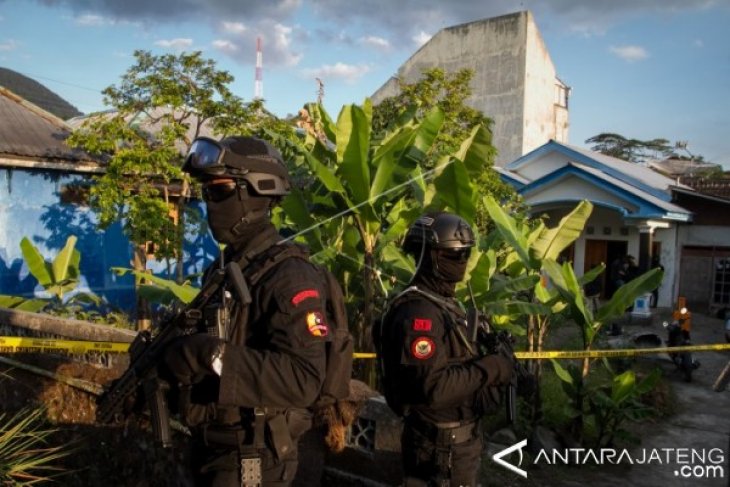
[280,100,496,352]
[0,236,100,312]
[110,268,200,305]
[543,260,663,378]
[473,197,596,422]
[544,259,662,439]
[481,196,593,352]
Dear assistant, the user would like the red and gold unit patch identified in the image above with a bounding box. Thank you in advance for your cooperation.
[410,336,435,360]
[306,311,329,337]
[291,289,320,306]
[412,318,432,331]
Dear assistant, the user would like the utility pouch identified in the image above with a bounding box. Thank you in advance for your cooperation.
[203,302,230,340]
[266,414,294,461]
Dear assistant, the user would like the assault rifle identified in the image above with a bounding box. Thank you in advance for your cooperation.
[96,262,249,447]
[466,307,533,423]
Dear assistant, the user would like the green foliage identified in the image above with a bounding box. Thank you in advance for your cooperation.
[0,236,130,326]
[586,132,705,163]
[276,96,500,353]
[551,360,661,447]
[0,407,69,484]
[68,50,255,263]
[371,67,517,234]
[544,261,663,349]
[111,268,199,305]
[20,236,81,302]
[3,236,100,311]
[0,295,47,313]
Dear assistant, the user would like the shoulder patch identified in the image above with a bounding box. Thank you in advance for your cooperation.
[412,318,432,331]
[306,311,329,337]
[410,336,436,360]
[291,289,320,306]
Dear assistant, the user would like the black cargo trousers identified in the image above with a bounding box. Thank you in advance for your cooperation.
[401,416,483,487]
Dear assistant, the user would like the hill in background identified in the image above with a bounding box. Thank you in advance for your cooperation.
[0,67,83,120]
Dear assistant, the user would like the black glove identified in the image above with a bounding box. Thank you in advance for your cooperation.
[476,354,514,386]
[161,334,225,386]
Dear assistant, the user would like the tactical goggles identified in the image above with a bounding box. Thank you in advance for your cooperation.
[440,247,472,263]
[201,179,242,203]
[184,137,231,176]
[183,137,290,196]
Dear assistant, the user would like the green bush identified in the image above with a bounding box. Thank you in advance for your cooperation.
[0,407,70,485]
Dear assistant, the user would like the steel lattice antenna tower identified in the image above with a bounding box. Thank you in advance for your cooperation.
[254,37,263,100]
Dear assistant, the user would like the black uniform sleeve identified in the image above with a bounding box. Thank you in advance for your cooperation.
[217,258,329,408]
[392,299,487,409]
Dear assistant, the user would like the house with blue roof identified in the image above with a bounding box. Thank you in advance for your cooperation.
[501,140,730,311]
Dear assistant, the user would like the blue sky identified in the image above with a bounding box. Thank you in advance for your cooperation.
[1,0,729,167]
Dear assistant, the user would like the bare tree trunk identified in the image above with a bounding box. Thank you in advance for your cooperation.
[176,197,186,284]
[532,316,549,425]
[133,244,151,331]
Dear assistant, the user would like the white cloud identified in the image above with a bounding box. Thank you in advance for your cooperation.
[270,23,302,66]
[154,38,194,50]
[212,39,238,54]
[359,35,390,51]
[412,31,431,47]
[208,20,302,67]
[693,38,704,48]
[609,45,649,62]
[222,21,247,34]
[74,14,109,26]
[0,39,18,51]
[301,62,371,83]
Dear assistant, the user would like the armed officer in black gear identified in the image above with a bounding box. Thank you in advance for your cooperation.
[161,135,334,486]
[374,212,514,487]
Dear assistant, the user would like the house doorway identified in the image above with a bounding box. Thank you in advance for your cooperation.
[584,239,627,298]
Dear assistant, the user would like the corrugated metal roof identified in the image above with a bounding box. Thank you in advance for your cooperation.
[570,162,692,218]
[560,142,690,192]
[0,87,96,165]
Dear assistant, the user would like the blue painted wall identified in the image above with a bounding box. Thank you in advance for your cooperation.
[0,168,218,314]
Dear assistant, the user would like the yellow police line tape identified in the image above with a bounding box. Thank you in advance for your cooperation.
[354,343,730,360]
[1,336,728,359]
[0,336,129,354]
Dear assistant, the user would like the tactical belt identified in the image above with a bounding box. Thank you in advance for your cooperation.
[201,424,249,448]
[406,416,479,446]
[201,408,305,462]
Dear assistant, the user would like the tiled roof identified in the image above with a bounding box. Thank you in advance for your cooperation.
[679,176,730,200]
[0,87,96,165]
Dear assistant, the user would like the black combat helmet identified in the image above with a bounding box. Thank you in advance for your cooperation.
[183,136,291,244]
[183,136,290,197]
[403,212,475,254]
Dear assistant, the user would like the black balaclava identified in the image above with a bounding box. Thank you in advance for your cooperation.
[205,183,273,246]
[413,248,468,297]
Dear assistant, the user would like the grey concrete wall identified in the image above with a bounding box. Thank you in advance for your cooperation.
[371,11,567,167]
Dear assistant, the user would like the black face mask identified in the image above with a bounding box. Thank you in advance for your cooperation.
[434,249,470,283]
[413,248,470,296]
[204,183,271,245]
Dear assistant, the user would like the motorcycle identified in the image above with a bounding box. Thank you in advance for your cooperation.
[663,317,700,382]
